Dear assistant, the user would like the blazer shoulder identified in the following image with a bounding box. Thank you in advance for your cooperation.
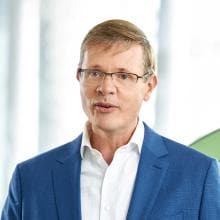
[18,134,82,170]
[142,122,214,164]
[161,135,215,165]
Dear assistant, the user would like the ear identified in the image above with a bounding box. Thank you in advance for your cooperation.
[143,74,157,101]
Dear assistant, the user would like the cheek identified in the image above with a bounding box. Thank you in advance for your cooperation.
[123,92,144,112]
[80,87,91,114]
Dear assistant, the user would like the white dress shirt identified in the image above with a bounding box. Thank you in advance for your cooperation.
[80,120,144,220]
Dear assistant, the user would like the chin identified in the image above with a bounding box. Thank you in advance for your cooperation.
[94,119,120,132]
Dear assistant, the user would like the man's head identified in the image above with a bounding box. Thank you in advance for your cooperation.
[77,19,157,134]
[78,19,156,74]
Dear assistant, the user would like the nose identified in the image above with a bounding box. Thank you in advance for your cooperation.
[96,75,117,95]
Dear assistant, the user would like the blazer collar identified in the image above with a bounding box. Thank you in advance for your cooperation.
[127,123,169,219]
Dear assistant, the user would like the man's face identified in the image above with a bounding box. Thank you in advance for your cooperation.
[77,43,157,133]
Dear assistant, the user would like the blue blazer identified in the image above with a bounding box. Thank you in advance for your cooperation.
[2,123,220,219]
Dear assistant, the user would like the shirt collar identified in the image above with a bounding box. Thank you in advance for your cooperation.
[80,119,145,159]
[80,122,92,159]
[129,119,144,153]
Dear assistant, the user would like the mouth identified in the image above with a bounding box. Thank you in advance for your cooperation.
[94,102,119,113]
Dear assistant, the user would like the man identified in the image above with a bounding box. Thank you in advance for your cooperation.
[2,19,220,220]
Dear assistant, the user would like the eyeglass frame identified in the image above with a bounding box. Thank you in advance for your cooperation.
[77,68,153,84]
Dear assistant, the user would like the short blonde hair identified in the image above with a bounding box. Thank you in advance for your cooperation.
[78,19,156,74]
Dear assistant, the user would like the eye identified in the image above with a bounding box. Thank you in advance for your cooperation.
[87,70,102,78]
[116,72,131,80]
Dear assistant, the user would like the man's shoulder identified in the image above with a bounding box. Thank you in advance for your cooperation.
[160,135,216,169]
[142,123,215,165]
[162,135,210,157]
[18,134,82,171]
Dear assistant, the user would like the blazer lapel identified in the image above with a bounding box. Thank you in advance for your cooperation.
[127,124,169,220]
[52,136,82,220]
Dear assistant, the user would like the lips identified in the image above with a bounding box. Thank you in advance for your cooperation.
[94,102,118,113]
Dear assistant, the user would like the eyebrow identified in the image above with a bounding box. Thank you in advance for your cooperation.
[88,65,102,69]
[86,65,131,73]
[117,68,131,72]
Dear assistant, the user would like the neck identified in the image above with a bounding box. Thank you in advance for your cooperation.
[88,120,138,164]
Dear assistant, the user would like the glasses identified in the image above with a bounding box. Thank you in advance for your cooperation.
[78,68,153,87]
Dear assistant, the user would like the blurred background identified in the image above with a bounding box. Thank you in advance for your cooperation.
[1,0,220,210]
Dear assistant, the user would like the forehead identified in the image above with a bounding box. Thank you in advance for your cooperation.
[82,43,144,72]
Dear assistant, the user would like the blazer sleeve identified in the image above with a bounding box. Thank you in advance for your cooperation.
[1,165,22,220]
[199,159,220,219]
